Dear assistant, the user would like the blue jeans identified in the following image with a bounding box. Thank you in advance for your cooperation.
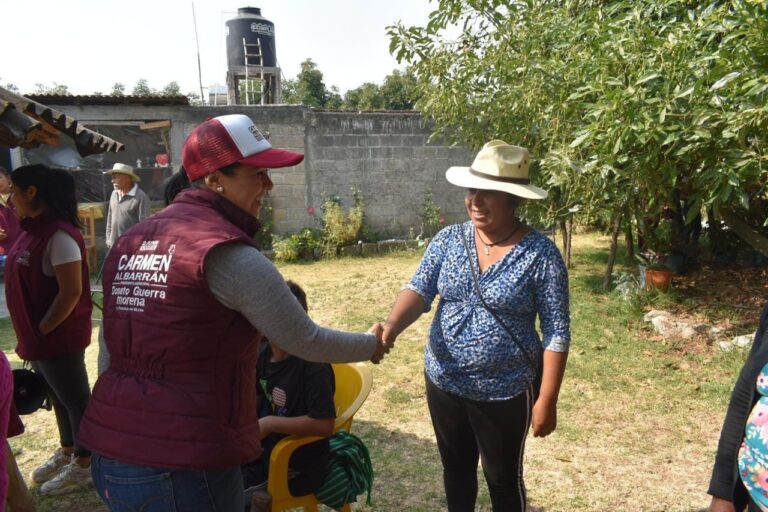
[91,454,244,512]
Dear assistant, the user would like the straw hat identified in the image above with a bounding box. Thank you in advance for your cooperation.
[103,163,141,182]
[446,140,547,199]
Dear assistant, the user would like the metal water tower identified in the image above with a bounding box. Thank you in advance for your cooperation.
[225,7,282,105]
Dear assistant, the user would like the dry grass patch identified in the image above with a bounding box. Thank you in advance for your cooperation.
[2,233,755,511]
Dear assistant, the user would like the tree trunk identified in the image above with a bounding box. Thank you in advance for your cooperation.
[603,213,623,291]
[719,207,768,257]
[624,223,634,262]
[566,217,573,269]
[559,218,572,268]
[624,206,634,262]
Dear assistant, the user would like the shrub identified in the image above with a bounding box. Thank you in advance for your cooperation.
[273,228,320,262]
[254,202,274,250]
[320,190,365,256]
[419,190,442,237]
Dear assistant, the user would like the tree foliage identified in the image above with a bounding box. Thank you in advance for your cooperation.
[388,0,768,263]
[34,82,69,95]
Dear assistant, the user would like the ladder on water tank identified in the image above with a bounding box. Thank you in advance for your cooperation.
[243,37,265,105]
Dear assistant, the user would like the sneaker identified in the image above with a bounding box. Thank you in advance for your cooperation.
[30,448,71,484]
[39,461,92,496]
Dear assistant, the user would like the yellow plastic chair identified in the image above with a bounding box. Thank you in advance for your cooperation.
[265,362,373,512]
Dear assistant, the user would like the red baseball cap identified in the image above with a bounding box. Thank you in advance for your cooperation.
[182,114,304,181]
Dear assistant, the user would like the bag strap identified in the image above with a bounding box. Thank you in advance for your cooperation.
[461,228,539,372]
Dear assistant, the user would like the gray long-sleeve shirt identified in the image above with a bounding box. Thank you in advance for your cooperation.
[105,185,151,248]
[204,242,377,363]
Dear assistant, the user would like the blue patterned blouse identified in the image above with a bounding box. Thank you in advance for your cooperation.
[406,222,570,401]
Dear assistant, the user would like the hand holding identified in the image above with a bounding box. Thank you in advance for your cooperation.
[369,322,390,364]
[531,398,557,437]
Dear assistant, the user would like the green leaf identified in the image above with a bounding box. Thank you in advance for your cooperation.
[635,73,660,86]
[710,71,742,91]
[570,132,591,148]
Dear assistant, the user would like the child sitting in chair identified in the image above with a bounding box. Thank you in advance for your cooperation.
[242,281,336,511]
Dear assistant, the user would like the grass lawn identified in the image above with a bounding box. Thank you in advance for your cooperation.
[2,232,754,511]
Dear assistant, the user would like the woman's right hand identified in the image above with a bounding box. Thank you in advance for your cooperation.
[708,496,736,512]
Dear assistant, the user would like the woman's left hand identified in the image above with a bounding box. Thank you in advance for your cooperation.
[531,398,557,437]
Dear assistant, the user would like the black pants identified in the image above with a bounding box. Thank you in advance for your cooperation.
[31,350,92,458]
[426,375,533,512]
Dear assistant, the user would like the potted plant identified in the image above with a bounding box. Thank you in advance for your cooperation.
[637,249,674,292]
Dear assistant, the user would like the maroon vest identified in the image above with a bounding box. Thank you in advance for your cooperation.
[0,201,21,254]
[5,215,92,361]
[79,189,264,470]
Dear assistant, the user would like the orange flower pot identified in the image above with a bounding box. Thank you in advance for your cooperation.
[645,269,674,292]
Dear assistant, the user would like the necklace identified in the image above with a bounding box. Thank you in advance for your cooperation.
[476,222,523,256]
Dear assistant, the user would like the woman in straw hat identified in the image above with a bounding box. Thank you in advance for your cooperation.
[382,140,570,511]
[79,114,389,512]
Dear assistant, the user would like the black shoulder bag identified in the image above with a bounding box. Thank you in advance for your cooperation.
[461,230,543,398]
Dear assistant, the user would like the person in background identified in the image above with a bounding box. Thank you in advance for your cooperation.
[79,114,390,512]
[242,280,336,511]
[0,166,21,256]
[5,165,93,496]
[1,352,12,506]
[381,140,570,512]
[708,301,768,512]
[103,163,150,249]
[5,386,36,511]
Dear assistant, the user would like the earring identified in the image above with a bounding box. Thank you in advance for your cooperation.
[216,186,224,193]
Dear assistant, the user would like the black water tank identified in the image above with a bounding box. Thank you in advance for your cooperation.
[225,7,277,69]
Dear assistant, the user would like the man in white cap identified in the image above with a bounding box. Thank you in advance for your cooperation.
[104,163,150,248]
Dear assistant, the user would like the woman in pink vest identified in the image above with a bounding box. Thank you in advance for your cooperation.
[79,115,390,512]
[0,166,21,257]
[5,165,93,497]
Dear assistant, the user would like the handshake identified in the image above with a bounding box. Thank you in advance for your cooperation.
[368,322,396,364]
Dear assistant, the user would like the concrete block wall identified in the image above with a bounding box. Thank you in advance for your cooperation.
[43,104,473,237]
[304,112,471,237]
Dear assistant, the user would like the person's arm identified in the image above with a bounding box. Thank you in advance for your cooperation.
[383,226,452,344]
[531,241,571,437]
[39,260,82,335]
[383,289,427,346]
[708,303,768,506]
[39,231,84,335]
[137,190,151,221]
[532,350,568,437]
[258,415,334,440]
[205,244,379,363]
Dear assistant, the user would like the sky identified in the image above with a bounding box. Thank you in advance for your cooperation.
[0,0,434,98]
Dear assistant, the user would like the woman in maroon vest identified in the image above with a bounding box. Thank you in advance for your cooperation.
[79,115,391,512]
[5,165,93,496]
[0,166,21,257]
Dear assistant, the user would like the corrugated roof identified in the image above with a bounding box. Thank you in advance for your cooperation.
[0,87,124,155]
[26,94,190,106]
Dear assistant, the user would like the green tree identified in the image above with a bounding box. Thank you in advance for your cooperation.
[343,82,383,110]
[291,59,329,107]
[380,68,420,110]
[111,82,126,96]
[34,82,69,95]
[131,78,154,96]
[281,78,298,103]
[389,0,768,281]
[160,81,181,96]
[326,86,343,109]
